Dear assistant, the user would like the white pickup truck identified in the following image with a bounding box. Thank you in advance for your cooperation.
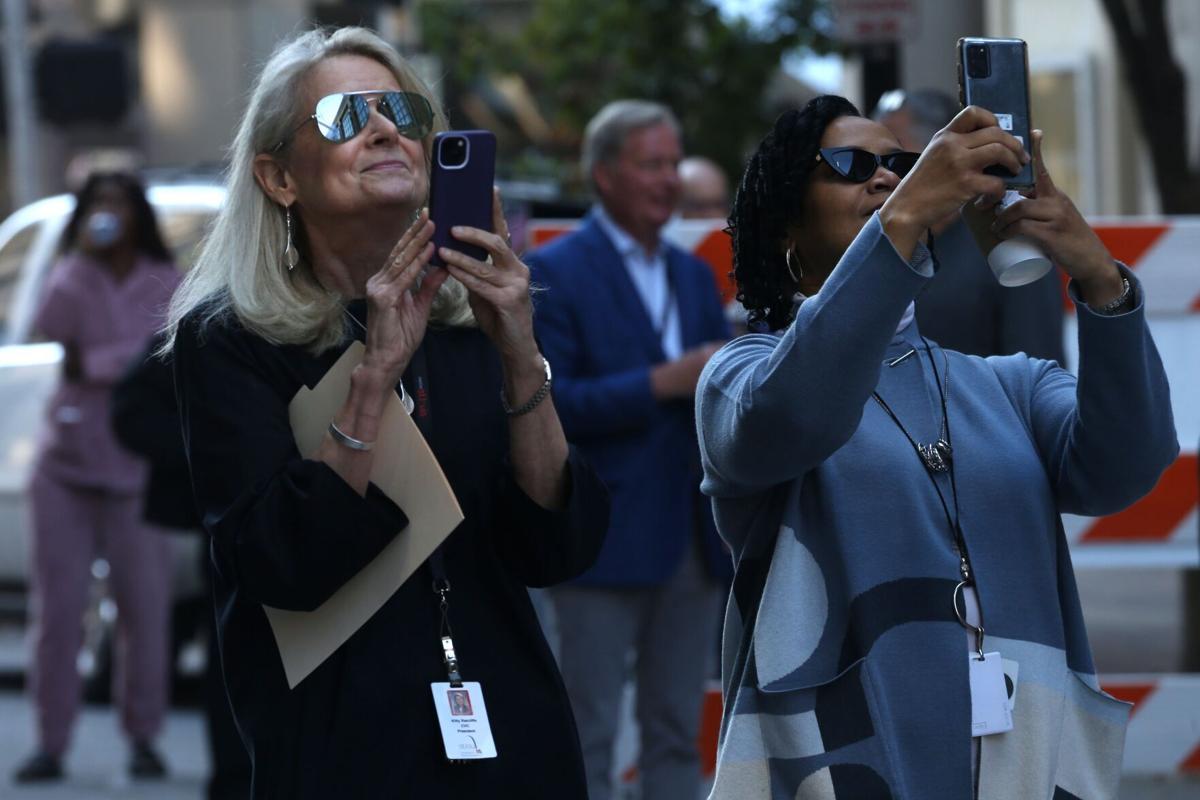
[0,182,224,618]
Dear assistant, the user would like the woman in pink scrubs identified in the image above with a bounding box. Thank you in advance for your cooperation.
[15,172,181,784]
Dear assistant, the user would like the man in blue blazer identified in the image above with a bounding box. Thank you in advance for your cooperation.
[527,100,729,800]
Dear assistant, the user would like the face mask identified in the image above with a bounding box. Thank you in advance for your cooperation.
[85,211,123,248]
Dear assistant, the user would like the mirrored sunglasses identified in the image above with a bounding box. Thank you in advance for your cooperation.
[817,147,920,182]
[275,90,434,151]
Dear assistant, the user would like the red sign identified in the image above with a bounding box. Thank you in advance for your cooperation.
[832,0,918,44]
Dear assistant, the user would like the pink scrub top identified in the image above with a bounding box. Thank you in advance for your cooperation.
[33,253,181,492]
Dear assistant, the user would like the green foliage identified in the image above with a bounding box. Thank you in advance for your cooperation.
[418,0,833,197]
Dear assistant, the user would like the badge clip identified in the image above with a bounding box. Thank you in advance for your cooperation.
[442,635,463,687]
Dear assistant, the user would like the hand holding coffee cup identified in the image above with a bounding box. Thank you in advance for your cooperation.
[968,130,1121,302]
[961,191,1052,287]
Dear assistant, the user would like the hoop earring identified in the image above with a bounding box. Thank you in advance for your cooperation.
[284,206,300,271]
[785,247,804,283]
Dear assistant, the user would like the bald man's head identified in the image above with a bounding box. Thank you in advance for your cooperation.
[678,156,730,219]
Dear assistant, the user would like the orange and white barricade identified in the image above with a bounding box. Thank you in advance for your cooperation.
[1106,675,1200,774]
[1063,219,1199,569]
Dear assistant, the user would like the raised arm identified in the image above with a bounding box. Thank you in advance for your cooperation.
[697,215,932,497]
[1018,271,1177,515]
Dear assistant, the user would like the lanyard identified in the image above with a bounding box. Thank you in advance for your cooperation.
[871,338,986,657]
[652,274,676,344]
[344,308,464,682]
[404,343,464,687]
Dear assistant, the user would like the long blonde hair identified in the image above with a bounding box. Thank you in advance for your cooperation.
[163,26,473,354]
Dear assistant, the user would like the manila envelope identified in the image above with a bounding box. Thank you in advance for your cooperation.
[265,340,464,688]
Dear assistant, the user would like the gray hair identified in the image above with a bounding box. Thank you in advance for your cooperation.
[871,88,960,149]
[163,26,473,356]
[581,99,681,193]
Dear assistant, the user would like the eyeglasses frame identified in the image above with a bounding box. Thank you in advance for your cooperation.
[271,89,434,154]
[814,146,920,183]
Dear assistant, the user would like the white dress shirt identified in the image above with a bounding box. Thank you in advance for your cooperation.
[593,205,682,360]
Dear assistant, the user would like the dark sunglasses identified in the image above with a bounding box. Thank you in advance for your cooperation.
[816,147,920,182]
[274,90,434,152]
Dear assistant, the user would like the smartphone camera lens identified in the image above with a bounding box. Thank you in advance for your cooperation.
[966,44,990,79]
[438,136,470,169]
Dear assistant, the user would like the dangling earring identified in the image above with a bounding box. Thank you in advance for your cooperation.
[785,247,804,284]
[283,205,300,271]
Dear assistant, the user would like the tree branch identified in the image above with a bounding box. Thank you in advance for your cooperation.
[1099,0,1200,212]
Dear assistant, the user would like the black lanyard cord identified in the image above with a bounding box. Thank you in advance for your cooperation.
[652,271,676,343]
[346,308,462,682]
[870,338,974,583]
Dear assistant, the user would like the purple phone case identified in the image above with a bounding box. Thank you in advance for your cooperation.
[428,130,497,266]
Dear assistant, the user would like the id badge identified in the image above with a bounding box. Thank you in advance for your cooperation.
[430,682,498,760]
[969,652,1014,736]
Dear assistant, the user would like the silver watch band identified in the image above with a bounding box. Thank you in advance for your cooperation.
[501,356,552,416]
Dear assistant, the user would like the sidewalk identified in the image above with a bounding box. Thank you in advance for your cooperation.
[0,691,207,799]
[0,688,1196,798]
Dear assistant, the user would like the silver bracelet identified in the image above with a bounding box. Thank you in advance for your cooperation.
[328,421,375,451]
[501,356,552,416]
[1097,277,1132,315]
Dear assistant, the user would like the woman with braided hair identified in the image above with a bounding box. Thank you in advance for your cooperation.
[696,95,1177,798]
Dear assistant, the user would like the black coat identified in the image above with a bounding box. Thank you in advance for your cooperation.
[172,305,608,799]
[111,332,200,531]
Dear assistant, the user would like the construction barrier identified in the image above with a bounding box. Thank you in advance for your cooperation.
[1107,675,1200,774]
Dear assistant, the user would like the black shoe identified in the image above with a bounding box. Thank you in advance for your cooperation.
[13,751,63,783]
[129,740,167,779]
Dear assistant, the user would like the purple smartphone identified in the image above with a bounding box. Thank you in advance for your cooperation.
[428,130,497,266]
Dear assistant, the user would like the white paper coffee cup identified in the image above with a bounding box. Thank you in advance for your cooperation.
[987,236,1053,287]
[962,191,1054,287]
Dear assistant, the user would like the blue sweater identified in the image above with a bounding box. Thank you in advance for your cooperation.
[696,215,1177,800]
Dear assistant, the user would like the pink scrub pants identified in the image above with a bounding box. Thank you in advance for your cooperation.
[26,471,171,756]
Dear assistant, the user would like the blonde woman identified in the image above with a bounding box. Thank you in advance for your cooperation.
[166,27,607,797]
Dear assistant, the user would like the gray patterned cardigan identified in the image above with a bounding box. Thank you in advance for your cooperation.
[696,215,1177,799]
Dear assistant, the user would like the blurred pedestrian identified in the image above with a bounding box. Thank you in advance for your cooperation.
[15,171,180,783]
[873,88,1065,362]
[164,27,607,798]
[678,156,731,220]
[698,96,1176,798]
[527,100,730,800]
[111,332,252,800]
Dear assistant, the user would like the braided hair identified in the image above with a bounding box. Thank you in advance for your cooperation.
[729,95,861,332]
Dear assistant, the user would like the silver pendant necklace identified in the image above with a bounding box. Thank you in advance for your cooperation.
[871,341,953,475]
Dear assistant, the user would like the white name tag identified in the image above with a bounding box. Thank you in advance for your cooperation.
[969,652,1014,737]
[430,682,498,760]
[995,113,1013,131]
